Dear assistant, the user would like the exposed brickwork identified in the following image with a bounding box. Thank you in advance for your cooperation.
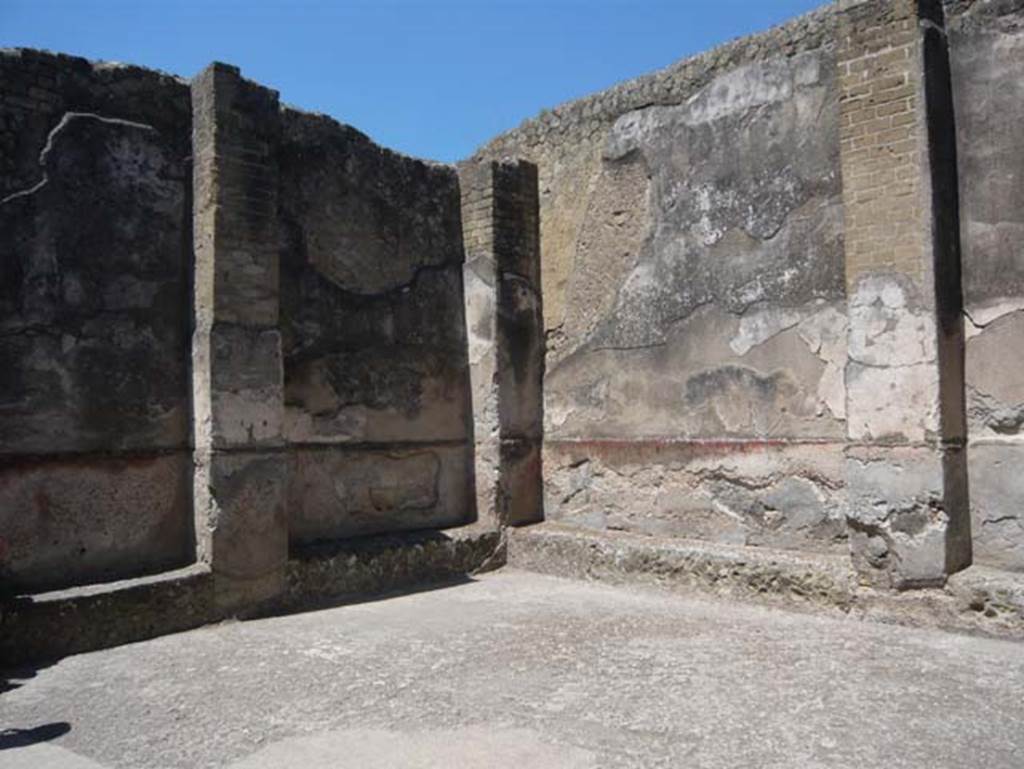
[191,63,281,332]
[837,0,926,287]
[837,0,971,588]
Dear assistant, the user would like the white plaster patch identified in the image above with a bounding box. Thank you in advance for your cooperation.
[464,273,496,367]
[606,52,817,159]
[846,361,940,441]
[729,303,848,421]
[845,276,941,440]
[604,107,662,161]
[683,57,793,125]
[847,275,936,367]
[798,306,848,421]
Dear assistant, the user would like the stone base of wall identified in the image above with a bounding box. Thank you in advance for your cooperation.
[288,445,474,545]
[968,443,1024,572]
[1,525,503,667]
[0,452,194,593]
[543,440,848,554]
[283,524,504,609]
[0,564,215,667]
[508,523,1024,640]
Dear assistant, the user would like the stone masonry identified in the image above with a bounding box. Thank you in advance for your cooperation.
[191,63,289,609]
[3,0,1024,662]
[948,0,1024,573]
[459,159,544,527]
[0,51,194,593]
[836,0,970,587]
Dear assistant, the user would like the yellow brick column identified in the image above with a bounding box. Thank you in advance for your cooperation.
[836,0,970,588]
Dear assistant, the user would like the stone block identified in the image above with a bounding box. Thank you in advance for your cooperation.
[193,324,284,450]
[288,444,472,545]
[845,444,970,588]
[543,440,848,553]
[837,0,971,587]
[500,439,543,526]
[968,443,1024,572]
[459,159,544,527]
[0,453,193,593]
[194,450,288,607]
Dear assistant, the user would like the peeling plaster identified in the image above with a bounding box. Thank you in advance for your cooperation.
[728,303,847,421]
[846,276,940,442]
[543,443,847,552]
[964,299,1024,339]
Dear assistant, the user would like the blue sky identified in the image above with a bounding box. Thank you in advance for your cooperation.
[3,0,825,162]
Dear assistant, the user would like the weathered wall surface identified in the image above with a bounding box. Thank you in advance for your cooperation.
[4,0,1024,636]
[835,0,971,589]
[277,109,474,544]
[948,0,1024,572]
[475,10,850,552]
[459,160,545,527]
[0,49,193,591]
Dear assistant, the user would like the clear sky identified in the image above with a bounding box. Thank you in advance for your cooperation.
[2,0,826,162]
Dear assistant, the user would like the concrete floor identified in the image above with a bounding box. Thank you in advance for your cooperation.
[2,570,1023,769]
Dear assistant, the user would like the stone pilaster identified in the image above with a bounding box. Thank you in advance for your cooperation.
[191,63,287,608]
[837,0,970,587]
[460,160,544,527]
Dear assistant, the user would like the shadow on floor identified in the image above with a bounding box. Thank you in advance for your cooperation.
[1,659,59,695]
[261,573,479,622]
[0,721,71,750]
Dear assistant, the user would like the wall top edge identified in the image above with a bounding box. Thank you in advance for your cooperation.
[3,47,460,170]
[1,46,190,87]
[469,1,842,161]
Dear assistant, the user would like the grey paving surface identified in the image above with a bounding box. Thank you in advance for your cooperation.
[2,569,1023,768]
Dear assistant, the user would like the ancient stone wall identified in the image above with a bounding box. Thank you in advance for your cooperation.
[473,0,1024,581]
[947,0,1024,572]
[836,0,970,588]
[0,49,194,592]
[277,108,473,544]
[459,160,545,527]
[3,0,1024,652]
[0,54,486,604]
[188,64,483,608]
[475,7,850,553]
